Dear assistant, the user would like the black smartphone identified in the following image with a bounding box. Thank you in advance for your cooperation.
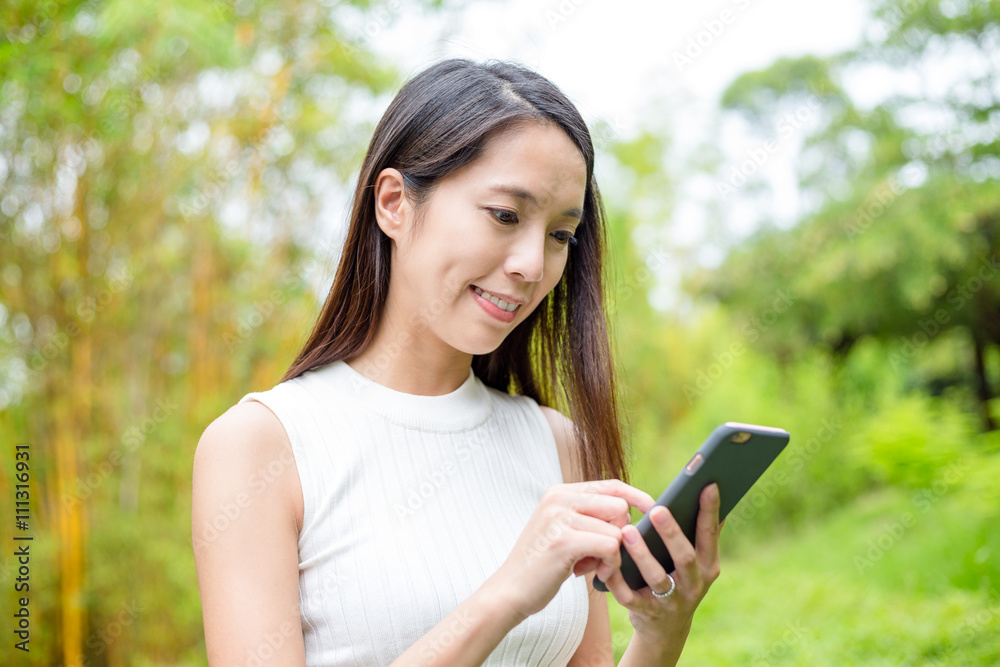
[592,422,790,592]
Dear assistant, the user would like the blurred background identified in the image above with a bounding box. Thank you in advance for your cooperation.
[1,0,998,664]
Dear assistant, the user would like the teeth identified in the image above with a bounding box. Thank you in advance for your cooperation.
[473,286,519,312]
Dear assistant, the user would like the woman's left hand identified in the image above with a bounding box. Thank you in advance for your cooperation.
[600,482,723,652]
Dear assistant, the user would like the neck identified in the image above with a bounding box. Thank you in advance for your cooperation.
[345,301,474,396]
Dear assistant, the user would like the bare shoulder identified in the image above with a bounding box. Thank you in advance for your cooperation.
[191,399,306,663]
[198,399,290,458]
[538,405,582,485]
[193,399,303,532]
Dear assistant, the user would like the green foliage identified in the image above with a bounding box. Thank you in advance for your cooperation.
[849,393,974,488]
[720,54,850,127]
[607,186,997,662]
[695,0,1000,430]
[608,461,1000,665]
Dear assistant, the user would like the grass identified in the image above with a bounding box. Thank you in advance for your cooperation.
[608,480,1000,665]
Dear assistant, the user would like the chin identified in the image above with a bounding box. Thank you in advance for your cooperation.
[452,329,513,357]
[457,339,506,357]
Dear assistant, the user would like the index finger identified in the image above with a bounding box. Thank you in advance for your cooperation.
[694,482,722,565]
[573,478,656,514]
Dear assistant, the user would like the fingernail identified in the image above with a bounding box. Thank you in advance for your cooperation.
[623,526,638,545]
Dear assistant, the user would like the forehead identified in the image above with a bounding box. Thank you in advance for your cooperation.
[451,121,588,208]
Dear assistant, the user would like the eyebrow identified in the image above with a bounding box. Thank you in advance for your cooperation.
[485,183,583,220]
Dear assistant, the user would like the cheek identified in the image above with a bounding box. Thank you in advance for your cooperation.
[544,252,570,288]
[449,236,502,280]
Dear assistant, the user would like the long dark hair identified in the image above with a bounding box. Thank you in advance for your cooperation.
[281,58,631,484]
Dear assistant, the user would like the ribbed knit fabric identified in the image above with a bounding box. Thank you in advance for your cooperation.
[236,359,590,666]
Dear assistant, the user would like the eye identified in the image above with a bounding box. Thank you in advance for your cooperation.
[551,230,578,247]
[487,207,518,225]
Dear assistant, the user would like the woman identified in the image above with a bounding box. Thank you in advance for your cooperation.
[192,58,722,666]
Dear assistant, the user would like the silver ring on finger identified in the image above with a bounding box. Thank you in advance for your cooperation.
[651,573,676,599]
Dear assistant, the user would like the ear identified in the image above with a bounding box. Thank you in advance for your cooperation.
[373,168,411,240]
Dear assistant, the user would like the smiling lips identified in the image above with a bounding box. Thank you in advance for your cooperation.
[473,286,520,312]
[471,285,523,323]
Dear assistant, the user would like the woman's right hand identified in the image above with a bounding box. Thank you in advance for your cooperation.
[492,479,657,619]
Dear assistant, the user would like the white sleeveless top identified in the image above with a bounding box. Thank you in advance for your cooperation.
[236,359,589,666]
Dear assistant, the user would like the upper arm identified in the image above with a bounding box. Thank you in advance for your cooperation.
[539,405,582,485]
[538,406,616,667]
[191,400,306,665]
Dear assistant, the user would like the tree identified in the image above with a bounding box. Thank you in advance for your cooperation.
[0,0,448,662]
[690,0,1000,430]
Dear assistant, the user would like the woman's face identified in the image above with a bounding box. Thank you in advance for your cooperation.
[378,121,588,357]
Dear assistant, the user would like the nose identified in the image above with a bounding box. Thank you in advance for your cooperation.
[504,228,546,283]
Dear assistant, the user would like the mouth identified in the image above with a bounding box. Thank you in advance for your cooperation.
[470,285,522,323]
[473,286,521,312]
